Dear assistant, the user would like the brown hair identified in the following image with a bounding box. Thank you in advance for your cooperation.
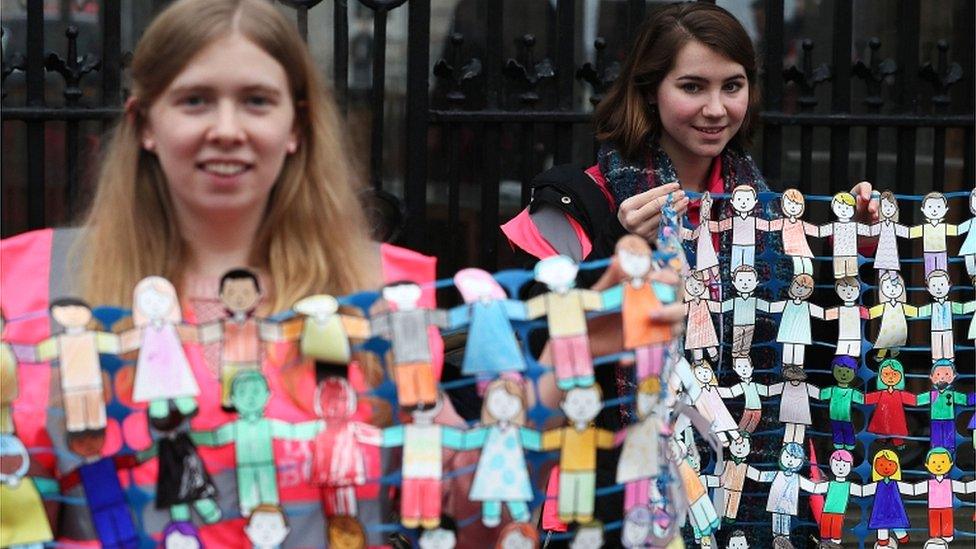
[594,2,760,159]
[481,378,528,426]
[495,522,539,548]
[327,516,366,549]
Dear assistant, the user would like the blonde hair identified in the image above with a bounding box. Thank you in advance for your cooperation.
[782,188,805,215]
[132,276,182,326]
[481,378,527,426]
[616,234,652,257]
[833,192,856,208]
[75,0,376,312]
[695,360,718,386]
[871,449,902,481]
[789,273,814,299]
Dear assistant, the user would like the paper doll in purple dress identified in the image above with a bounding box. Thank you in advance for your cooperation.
[768,189,818,275]
[767,273,825,373]
[680,191,720,281]
[867,191,910,273]
[120,276,200,419]
[683,272,720,362]
[862,449,912,547]
[956,188,976,278]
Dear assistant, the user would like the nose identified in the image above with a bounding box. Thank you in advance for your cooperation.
[702,91,727,119]
[207,100,246,145]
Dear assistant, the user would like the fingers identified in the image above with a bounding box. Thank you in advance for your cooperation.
[619,183,680,211]
[619,190,688,239]
[852,180,880,223]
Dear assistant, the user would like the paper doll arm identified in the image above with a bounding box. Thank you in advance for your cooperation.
[601,286,623,311]
[764,383,783,397]
[867,304,885,319]
[369,314,391,338]
[799,476,820,493]
[850,483,866,497]
[260,317,303,342]
[915,304,932,319]
[352,423,382,446]
[271,419,323,441]
[136,442,158,463]
[519,427,542,452]
[95,332,121,354]
[197,321,223,345]
[428,309,451,329]
[746,466,774,483]
[818,223,834,238]
[715,218,732,233]
[810,481,830,495]
[860,482,877,497]
[807,383,822,399]
[719,299,733,313]
[441,426,466,450]
[946,223,959,236]
[819,387,833,400]
[901,391,917,405]
[866,222,881,237]
[916,391,931,406]
[447,305,469,330]
[864,391,880,405]
[379,425,405,448]
[903,304,919,317]
[964,301,976,315]
[896,481,916,495]
[340,315,371,339]
[540,429,563,451]
[33,337,58,361]
[705,299,722,313]
[823,307,839,321]
[717,385,739,399]
[756,217,771,231]
[680,226,696,241]
[951,301,967,316]
[191,423,235,447]
[893,223,909,238]
[502,299,529,321]
[767,218,784,231]
[950,480,973,494]
[807,304,826,320]
[596,428,616,450]
[766,300,787,314]
[702,474,721,488]
[856,222,872,237]
[652,281,677,304]
[908,225,923,239]
[581,290,604,312]
[524,296,547,320]
[118,327,141,353]
[959,219,972,235]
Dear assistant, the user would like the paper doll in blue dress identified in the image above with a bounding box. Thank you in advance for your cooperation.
[462,378,540,527]
[450,269,528,392]
[767,273,825,373]
[862,449,913,548]
[956,188,976,278]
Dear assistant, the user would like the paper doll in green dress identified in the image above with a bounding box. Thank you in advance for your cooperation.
[767,273,825,374]
[190,370,321,515]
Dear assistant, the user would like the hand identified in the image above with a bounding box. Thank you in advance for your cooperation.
[617,183,688,240]
[850,181,879,224]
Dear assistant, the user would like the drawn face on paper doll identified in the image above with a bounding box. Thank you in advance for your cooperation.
[454,268,506,304]
[879,192,899,221]
[561,386,602,424]
[781,189,805,218]
[828,450,853,478]
[693,361,716,386]
[219,269,262,314]
[831,193,856,220]
[831,358,857,386]
[67,431,107,458]
[495,522,538,549]
[315,377,357,421]
[731,357,753,380]
[618,248,653,279]
[834,277,860,302]
[787,273,814,301]
[534,255,579,291]
[878,272,905,301]
[970,188,976,215]
[49,298,93,329]
[134,276,180,324]
[621,507,652,548]
[778,442,804,473]
[921,193,948,220]
[382,281,423,311]
[231,371,271,415]
[731,266,758,293]
[327,516,366,549]
[245,504,290,548]
[929,361,956,390]
[926,270,951,299]
[873,451,899,479]
[293,294,339,323]
[684,274,707,298]
[635,377,661,419]
[730,185,757,214]
[727,531,749,549]
[925,448,953,476]
[782,365,807,383]
[879,361,904,389]
[418,517,457,549]
[484,380,524,424]
[162,522,203,549]
[700,192,714,220]
[569,522,604,549]
[728,434,751,459]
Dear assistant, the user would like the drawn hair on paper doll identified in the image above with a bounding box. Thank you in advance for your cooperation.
[921,191,948,208]
[832,192,856,208]
[778,442,805,472]
[692,360,719,387]
[876,359,906,390]
[924,447,952,470]
[787,273,815,300]
[781,188,806,217]
[314,377,358,419]
[700,191,714,220]
[635,376,662,419]
[480,378,528,426]
[925,269,951,293]
[454,268,506,302]
[245,503,290,548]
[132,276,182,326]
[878,270,907,302]
[878,191,900,222]
[731,264,758,278]
[830,448,853,465]
[969,187,976,215]
[162,521,203,548]
[685,271,708,296]
[871,449,902,480]
[495,521,539,549]
[327,515,367,549]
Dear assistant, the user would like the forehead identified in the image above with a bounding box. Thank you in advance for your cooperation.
[166,33,290,94]
[669,40,746,81]
[223,278,257,292]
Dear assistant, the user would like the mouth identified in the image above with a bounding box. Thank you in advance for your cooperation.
[693,126,726,136]
[198,161,252,177]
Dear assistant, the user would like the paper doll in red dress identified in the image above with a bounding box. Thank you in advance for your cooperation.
[863,358,915,448]
[768,189,818,275]
[683,271,720,362]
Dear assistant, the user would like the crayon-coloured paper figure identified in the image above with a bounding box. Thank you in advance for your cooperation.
[32,297,120,433]
[463,379,540,526]
[811,449,866,546]
[818,192,871,279]
[616,377,665,513]
[449,268,527,383]
[766,368,821,444]
[680,191,719,280]
[120,276,200,419]
[909,192,959,278]
[767,273,825,371]
[525,255,605,389]
[823,277,869,358]
[711,185,770,271]
[916,360,967,453]
[495,522,539,549]
[569,521,605,549]
[864,359,915,448]
[0,433,54,548]
[683,272,721,362]
[867,191,910,272]
[818,356,864,450]
[916,270,965,363]
[370,281,450,408]
[768,189,818,275]
[956,188,976,278]
[717,357,769,433]
[245,504,292,549]
[727,530,749,549]
[191,371,321,515]
[377,395,465,529]
[161,521,202,549]
[747,442,819,545]
[670,436,720,542]
[690,360,741,445]
[906,448,976,543]
[862,449,913,547]
[701,434,754,521]
[720,265,770,359]
[292,294,370,365]
[1,316,17,434]
[327,515,367,549]
[868,270,917,360]
[541,385,615,524]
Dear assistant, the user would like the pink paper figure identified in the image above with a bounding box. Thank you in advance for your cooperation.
[683,272,721,362]
[716,357,769,433]
[680,191,720,281]
[719,265,770,359]
[864,358,914,448]
[867,191,910,272]
[766,368,821,444]
[768,189,818,275]
[710,185,771,271]
[823,277,869,358]
[689,360,741,445]
[767,273,825,372]
[909,192,959,278]
[916,269,966,363]
[956,188,976,278]
[905,448,976,544]
[868,270,918,360]
[818,192,871,279]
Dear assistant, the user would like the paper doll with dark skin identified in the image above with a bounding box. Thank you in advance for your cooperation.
[711,185,771,271]
[0,315,17,435]
[767,273,825,373]
[690,360,741,445]
[909,192,959,278]
[327,515,367,549]
[720,265,770,359]
[916,269,966,363]
[747,442,819,547]
[818,192,871,279]
[903,448,976,544]
[24,298,120,433]
[819,356,864,450]
[370,281,450,408]
[525,255,605,389]
[823,277,870,358]
[861,449,913,548]
[864,359,915,448]
[768,189,818,275]
[867,191,910,272]
[680,191,720,281]
[916,359,967,453]
[118,276,200,419]
[868,270,917,361]
[291,294,371,366]
[190,370,322,516]
[717,357,769,433]
[766,367,822,444]
[0,433,54,548]
[956,188,976,278]
[683,271,721,362]
[701,433,757,522]
[245,504,291,549]
[616,377,666,513]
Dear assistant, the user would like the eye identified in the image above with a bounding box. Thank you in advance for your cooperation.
[246,94,275,108]
[680,82,701,93]
[179,94,207,108]
[723,81,744,93]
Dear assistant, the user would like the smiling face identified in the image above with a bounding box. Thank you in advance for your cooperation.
[879,274,903,300]
[833,365,856,386]
[730,187,757,213]
[930,365,956,388]
[927,273,950,298]
[137,286,176,320]
[831,199,855,220]
[684,276,706,297]
[732,357,753,379]
[779,446,803,471]
[835,279,860,301]
[874,454,898,478]
[693,364,713,385]
[732,270,757,293]
[655,40,749,166]
[220,277,261,313]
[143,33,298,222]
[619,249,652,279]
[925,451,952,475]
[830,457,852,478]
[879,364,902,388]
[880,197,898,220]
[788,276,814,300]
[231,374,270,415]
[729,436,750,459]
[727,534,749,549]
[244,509,290,548]
[782,195,804,217]
[922,196,948,220]
[561,387,602,423]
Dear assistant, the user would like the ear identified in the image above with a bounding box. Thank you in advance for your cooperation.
[127,97,156,152]
[288,101,306,154]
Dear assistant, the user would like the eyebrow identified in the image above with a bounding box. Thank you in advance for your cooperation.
[167,83,285,96]
[675,74,747,83]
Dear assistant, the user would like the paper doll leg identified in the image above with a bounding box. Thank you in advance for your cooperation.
[931,331,953,361]
[420,478,442,528]
[739,409,761,433]
[836,339,859,357]
[550,338,576,390]
[635,346,664,381]
[173,396,198,416]
[192,497,221,523]
[573,471,596,523]
[415,363,438,407]
[505,501,530,522]
[924,253,938,278]
[731,246,746,272]
[256,463,280,506]
[482,500,502,526]
[63,391,87,432]
[170,503,191,521]
[732,326,754,358]
[624,479,650,512]
[393,363,419,408]
[557,471,575,522]
[820,512,842,542]
[400,478,422,528]
[772,512,791,536]
[569,335,594,387]
[791,256,813,276]
[966,255,976,278]
[744,246,755,268]
[84,388,106,430]
[238,466,260,516]
[930,420,955,451]
[725,489,743,520]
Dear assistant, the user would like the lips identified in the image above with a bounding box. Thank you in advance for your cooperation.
[198,161,252,176]
[694,126,726,135]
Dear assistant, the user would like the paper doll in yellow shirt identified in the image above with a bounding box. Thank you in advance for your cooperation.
[540,385,615,524]
[868,270,918,360]
[291,294,370,367]
[909,192,958,278]
[525,255,605,390]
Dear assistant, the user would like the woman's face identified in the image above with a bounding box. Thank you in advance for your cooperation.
[143,33,298,222]
[655,40,749,164]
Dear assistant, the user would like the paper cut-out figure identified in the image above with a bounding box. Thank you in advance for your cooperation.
[811,449,864,545]
[191,371,321,515]
[311,377,380,517]
[862,449,912,547]
[378,395,465,529]
[245,504,291,549]
[823,277,869,358]
[621,506,652,548]
[717,357,768,433]
[140,409,220,523]
[681,191,720,280]
[0,316,17,434]
[766,368,821,444]
[525,256,605,389]
[690,360,741,445]
[463,378,540,526]
[291,294,370,365]
[906,448,976,543]
[769,189,818,275]
[711,185,770,271]
[28,298,120,433]
[916,270,965,362]
[120,276,200,419]
[495,521,539,549]
[417,515,457,549]
[867,191,910,272]
[569,520,605,549]
[670,436,720,542]
[449,268,528,384]
[370,281,450,408]
[956,188,976,278]
[747,442,818,544]
[616,377,665,512]
[327,515,367,549]
[916,360,967,453]
[683,272,721,362]
[0,433,54,548]
[721,265,770,358]
[868,270,917,360]
[819,356,864,450]
[541,385,615,524]
[909,192,958,278]
[161,521,203,549]
[768,273,825,370]
[864,359,915,448]
[701,434,755,521]
[727,530,749,549]
[819,192,870,279]
[602,236,677,381]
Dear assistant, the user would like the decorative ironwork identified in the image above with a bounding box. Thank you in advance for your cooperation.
[576,37,619,107]
[1,28,25,102]
[503,34,555,107]
[783,39,831,110]
[45,26,101,106]
[919,39,963,109]
[432,33,481,107]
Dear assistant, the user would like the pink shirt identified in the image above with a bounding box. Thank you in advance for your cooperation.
[929,477,952,509]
